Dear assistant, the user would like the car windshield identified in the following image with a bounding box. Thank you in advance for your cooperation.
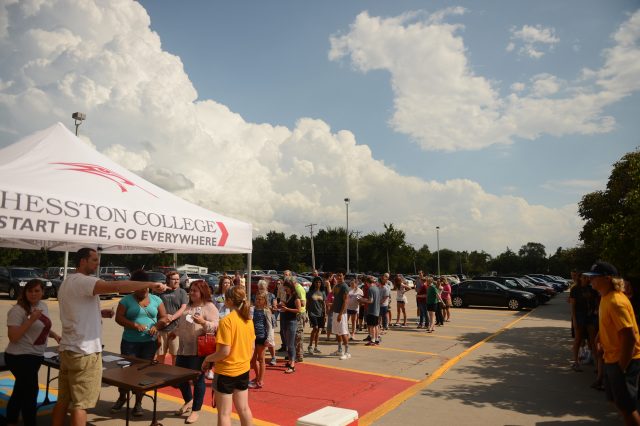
[12,268,40,278]
[501,279,517,288]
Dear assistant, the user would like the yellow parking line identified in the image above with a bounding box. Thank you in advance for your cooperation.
[451,309,524,316]
[301,361,419,383]
[404,332,459,340]
[359,308,535,425]
[365,346,440,357]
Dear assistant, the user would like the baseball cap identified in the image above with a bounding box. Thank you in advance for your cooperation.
[583,261,618,277]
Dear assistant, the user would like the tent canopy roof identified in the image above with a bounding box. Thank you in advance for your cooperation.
[0,123,252,254]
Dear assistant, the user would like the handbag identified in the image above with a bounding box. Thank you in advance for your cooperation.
[197,333,216,356]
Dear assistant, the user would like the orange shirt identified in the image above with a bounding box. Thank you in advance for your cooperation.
[214,310,255,377]
[599,291,640,364]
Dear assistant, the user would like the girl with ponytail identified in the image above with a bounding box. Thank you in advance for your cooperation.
[202,285,254,426]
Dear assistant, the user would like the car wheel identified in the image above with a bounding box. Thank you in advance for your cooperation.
[8,285,18,300]
[452,296,464,308]
[507,298,520,310]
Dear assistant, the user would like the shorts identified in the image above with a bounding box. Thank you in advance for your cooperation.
[397,300,406,305]
[427,303,437,312]
[366,314,379,327]
[213,370,250,394]
[309,315,325,328]
[157,330,179,356]
[58,351,102,409]
[347,309,358,316]
[326,312,333,333]
[604,359,640,414]
[255,337,266,345]
[575,313,598,330]
[380,306,389,315]
[331,313,349,336]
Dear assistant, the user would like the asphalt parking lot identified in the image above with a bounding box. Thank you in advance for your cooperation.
[0,292,622,425]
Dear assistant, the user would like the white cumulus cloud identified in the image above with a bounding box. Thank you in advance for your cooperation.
[329,9,640,152]
[0,0,583,255]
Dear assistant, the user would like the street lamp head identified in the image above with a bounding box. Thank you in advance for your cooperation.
[344,197,350,204]
[72,112,86,121]
[436,226,440,230]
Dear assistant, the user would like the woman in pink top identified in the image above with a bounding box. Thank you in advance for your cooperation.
[441,280,452,322]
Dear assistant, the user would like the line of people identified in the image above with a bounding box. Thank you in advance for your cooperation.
[568,261,640,425]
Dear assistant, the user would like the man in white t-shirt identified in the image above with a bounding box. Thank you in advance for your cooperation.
[52,248,167,426]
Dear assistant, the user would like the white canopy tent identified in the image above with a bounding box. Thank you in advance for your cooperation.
[0,123,252,262]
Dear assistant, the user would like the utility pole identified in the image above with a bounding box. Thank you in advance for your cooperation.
[306,223,317,271]
[354,231,361,273]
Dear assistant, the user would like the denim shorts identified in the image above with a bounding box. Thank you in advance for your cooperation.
[604,359,640,414]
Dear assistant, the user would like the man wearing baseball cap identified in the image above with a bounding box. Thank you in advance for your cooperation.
[587,261,640,425]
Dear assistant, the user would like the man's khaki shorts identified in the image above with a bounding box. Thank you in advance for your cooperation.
[58,351,102,409]
[157,331,179,356]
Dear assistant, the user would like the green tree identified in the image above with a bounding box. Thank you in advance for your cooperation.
[579,150,640,276]
[518,242,547,272]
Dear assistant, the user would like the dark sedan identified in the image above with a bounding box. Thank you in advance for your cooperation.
[475,276,552,304]
[451,279,538,310]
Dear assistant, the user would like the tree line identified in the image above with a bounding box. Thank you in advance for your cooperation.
[1,149,638,279]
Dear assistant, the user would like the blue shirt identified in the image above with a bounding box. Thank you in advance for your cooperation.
[119,294,163,342]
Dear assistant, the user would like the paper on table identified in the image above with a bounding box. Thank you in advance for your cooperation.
[44,352,58,358]
[102,355,123,362]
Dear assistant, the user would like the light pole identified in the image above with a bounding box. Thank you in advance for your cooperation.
[354,230,361,273]
[436,226,441,276]
[344,197,350,273]
[306,223,317,271]
[72,112,86,136]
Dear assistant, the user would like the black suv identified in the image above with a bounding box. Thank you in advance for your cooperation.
[0,267,54,299]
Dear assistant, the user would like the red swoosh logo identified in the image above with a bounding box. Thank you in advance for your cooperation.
[51,162,157,198]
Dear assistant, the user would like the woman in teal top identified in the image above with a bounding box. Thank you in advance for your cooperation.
[112,270,168,416]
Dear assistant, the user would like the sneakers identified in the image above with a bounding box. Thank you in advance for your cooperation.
[205,370,214,380]
[110,397,126,413]
[339,353,348,360]
[365,341,375,346]
[313,347,321,354]
[330,350,343,357]
[132,404,144,417]
[363,335,372,342]
[308,346,313,354]
[269,357,277,366]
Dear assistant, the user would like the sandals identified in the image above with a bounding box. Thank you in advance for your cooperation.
[284,366,296,374]
[174,402,193,416]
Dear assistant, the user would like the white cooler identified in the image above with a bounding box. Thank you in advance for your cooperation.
[296,407,359,426]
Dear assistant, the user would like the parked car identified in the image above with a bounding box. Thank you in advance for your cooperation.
[296,276,312,292]
[146,271,168,284]
[451,280,538,310]
[250,275,277,295]
[475,276,552,304]
[180,272,206,289]
[0,267,54,299]
[523,275,564,292]
[99,266,131,280]
[200,273,220,294]
[98,274,127,298]
[45,266,77,280]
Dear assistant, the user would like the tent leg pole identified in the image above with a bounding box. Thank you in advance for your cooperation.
[246,253,252,300]
[63,251,69,280]
[173,253,177,269]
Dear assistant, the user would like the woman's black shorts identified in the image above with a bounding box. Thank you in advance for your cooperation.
[213,370,250,394]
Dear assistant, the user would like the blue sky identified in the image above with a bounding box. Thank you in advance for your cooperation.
[0,0,638,254]
[139,0,639,207]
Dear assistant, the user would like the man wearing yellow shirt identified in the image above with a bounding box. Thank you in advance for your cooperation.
[588,261,640,425]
